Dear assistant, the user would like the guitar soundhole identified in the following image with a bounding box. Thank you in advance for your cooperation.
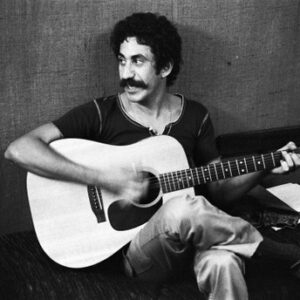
[137,171,160,206]
[108,171,162,231]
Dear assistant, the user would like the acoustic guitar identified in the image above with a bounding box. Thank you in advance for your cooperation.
[27,135,299,268]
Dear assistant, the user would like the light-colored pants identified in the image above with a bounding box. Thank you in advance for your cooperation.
[123,194,263,300]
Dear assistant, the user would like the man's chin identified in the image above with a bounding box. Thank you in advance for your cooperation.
[124,89,145,102]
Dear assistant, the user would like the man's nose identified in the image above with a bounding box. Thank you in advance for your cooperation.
[122,63,135,79]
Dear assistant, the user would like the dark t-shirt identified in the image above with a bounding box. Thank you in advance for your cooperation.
[53,94,219,167]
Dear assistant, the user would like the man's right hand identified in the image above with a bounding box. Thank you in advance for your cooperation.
[99,163,150,206]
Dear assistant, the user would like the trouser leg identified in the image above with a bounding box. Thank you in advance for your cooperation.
[194,250,248,300]
[123,194,262,289]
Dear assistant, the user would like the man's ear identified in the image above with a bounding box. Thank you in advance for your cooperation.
[161,61,173,78]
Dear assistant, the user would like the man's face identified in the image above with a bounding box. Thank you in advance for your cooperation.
[118,37,165,103]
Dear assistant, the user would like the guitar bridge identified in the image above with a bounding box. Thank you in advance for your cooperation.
[87,185,106,223]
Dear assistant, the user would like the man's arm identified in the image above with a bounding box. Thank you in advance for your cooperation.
[4,123,102,185]
[207,141,300,208]
[4,123,148,202]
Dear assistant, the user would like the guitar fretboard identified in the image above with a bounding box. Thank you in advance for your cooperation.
[159,150,285,193]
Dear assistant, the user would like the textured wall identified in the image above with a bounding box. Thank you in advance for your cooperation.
[1,0,300,234]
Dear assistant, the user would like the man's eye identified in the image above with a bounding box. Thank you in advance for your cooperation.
[118,57,126,65]
[134,58,144,65]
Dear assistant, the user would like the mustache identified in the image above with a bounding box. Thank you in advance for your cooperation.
[119,78,148,89]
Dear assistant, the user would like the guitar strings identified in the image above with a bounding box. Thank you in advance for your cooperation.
[144,153,281,191]
[149,155,279,187]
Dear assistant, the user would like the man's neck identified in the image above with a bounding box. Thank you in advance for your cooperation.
[121,88,170,118]
[120,91,182,135]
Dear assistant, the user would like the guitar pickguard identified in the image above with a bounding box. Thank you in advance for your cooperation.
[108,170,162,230]
[108,198,163,230]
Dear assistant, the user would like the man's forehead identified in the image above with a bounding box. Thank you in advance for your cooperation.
[119,37,153,58]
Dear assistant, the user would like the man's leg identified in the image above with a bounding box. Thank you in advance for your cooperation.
[252,226,300,280]
[123,194,262,293]
[194,250,248,300]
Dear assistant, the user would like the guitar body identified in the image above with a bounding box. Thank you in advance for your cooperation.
[27,135,194,268]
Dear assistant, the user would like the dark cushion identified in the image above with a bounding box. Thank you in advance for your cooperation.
[1,230,300,299]
[0,231,202,300]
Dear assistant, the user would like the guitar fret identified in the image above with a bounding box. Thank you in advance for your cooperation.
[160,174,167,193]
[167,173,173,191]
[186,169,191,187]
[244,157,248,173]
[271,152,276,167]
[189,169,195,186]
[179,171,186,189]
[203,166,211,182]
[235,160,241,175]
[219,164,225,179]
[179,170,185,188]
[191,169,197,186]
[178,171,184,189]
[201,167,207,183]
[252,156,257,171]
[165,173,172,192]
[228,161,235,177]
[237,159,246,174]
[246,157,254,173]
[170,173,176,191]
[212,164,218,181]
[261,154,266,169]
[229,161,233,177]
[222,162,230,178]
[220,162,226,179]
[208,166,213,182]
[213,163,219,180]
[195,168,201,185]
[176,171,184,188]
[184,169,189,187]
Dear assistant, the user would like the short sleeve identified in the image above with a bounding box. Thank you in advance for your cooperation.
[52,101,100,140]
[194,113,219,165]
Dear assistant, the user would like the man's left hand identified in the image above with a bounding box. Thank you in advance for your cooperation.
[271,141,300,174]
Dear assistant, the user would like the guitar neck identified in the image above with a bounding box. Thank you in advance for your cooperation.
[159,148,300,193]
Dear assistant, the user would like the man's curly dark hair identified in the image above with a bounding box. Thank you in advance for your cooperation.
[110,12,182,87]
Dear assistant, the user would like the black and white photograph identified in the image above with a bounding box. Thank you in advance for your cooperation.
[1,1,300,299]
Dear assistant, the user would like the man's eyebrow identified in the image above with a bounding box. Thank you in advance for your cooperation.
[132,54,147,60]
[118,53,148,60]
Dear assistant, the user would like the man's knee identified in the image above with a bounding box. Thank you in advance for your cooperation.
[161,194,213,223]
[195,250,245,275]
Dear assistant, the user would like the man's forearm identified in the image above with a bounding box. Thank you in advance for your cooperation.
[208,171,266,208]
[5,134,101,186]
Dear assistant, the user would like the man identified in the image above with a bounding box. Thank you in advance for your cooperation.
[5,12,300,300]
